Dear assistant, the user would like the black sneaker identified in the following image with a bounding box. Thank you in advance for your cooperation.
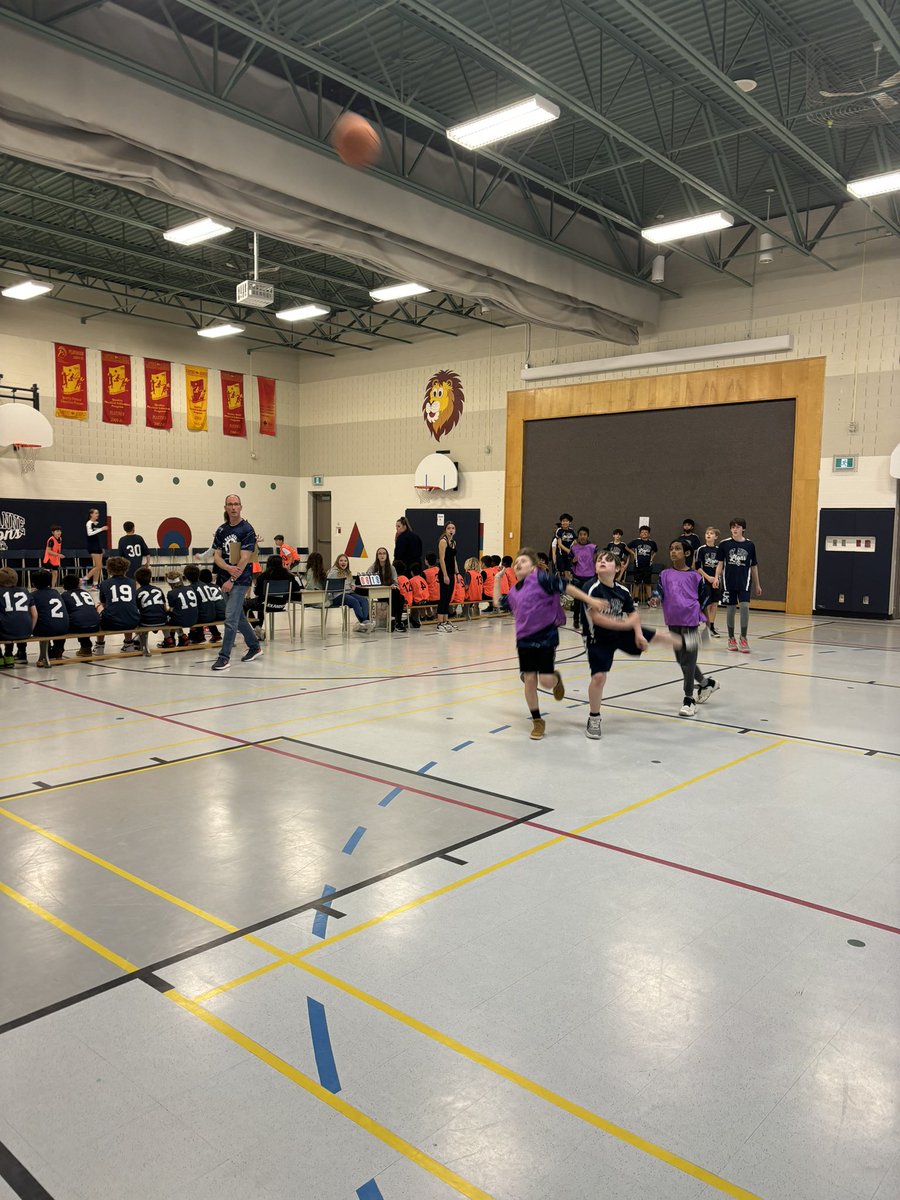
[241,645,263,663]
[211,656,230,671]
[708,625,720,638]
[697,677,720,704]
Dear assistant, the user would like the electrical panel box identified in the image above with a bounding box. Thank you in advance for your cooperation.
[815,509,895,617]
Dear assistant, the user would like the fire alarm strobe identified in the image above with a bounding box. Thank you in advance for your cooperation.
[236,279,274,307]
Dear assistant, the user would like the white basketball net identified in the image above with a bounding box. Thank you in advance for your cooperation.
[14,444,38,474]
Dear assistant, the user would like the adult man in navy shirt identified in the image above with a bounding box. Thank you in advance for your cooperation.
[210,494,263,671]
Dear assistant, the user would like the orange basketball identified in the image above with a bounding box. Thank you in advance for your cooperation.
[331,113,382,168]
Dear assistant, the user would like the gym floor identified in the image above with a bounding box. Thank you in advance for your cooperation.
[0,611,897,1200]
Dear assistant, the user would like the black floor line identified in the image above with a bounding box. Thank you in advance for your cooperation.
[0,801,551,1039]
[0,1137,55,1200]
[0,742,248,804]
[602,700,899,758]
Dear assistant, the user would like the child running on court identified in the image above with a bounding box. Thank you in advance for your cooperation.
[494,547,608,741]
[581,550,695,739]
[650,540,719,718]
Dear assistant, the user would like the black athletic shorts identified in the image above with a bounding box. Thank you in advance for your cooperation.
[633,567,652,584]
[517,623,559,675]
[721,586,750,606]
[586,625,656,674]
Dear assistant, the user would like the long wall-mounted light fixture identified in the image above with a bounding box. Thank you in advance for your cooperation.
[520,334,794,382]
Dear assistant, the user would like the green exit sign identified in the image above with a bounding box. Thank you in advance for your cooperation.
[833,456,857,472]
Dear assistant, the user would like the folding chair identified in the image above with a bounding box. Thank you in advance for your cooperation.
[263,579,296,641]
[322,577,350,636]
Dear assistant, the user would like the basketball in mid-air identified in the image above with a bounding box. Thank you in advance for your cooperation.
[331,113,381,168]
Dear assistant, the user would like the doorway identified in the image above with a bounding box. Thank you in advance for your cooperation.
[310,491,332,564]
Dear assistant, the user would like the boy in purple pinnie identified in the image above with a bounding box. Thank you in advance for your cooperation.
[569,526,598,633]
[651,539,720,718]
[494,547,607,741]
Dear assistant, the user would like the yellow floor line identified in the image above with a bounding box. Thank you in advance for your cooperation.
[287,958,763,1200]
[0,808,244,934]
[0,883,491,1200]
[0,881,137,972]
[1,740,787,1197]
[0,736,217,784]
[0,744,249,808]
[191,740,786,1003]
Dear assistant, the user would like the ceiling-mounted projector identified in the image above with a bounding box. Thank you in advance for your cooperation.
[236,279,274,308]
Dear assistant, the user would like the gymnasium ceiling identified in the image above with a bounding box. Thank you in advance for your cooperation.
[1,0,899,356]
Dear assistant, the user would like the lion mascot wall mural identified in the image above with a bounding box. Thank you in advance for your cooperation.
[422,369,465,441]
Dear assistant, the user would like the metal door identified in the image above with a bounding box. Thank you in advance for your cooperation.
[311,492,332,564]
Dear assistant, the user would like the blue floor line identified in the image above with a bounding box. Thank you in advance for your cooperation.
[378,786,403,807]
[417,761,437,773]
[356,1181,385,1200]
[311,883,336,939]
[490,725,510,733]
[451,740,473,751]
[342,825,367,855]
[306,997,341,1094]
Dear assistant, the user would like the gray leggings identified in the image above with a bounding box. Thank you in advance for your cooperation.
[669,625,706,699]
[726,601,750,638]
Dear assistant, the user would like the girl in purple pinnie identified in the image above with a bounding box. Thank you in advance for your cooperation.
[494,547,608,741]
[650,539,720,718]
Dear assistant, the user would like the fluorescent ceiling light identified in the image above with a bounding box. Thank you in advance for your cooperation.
[641,210,734,243]
[164,217,234,245]
[197,322,244,338]
[276,303,330,321]
[2,280,52,299]
[520,334,794,382]
[847,169,900,199]
[448,95,560,149]
[369,282,430,301]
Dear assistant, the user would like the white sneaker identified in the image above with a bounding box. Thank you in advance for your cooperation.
[679,697,697,717]
[585,714,602,739]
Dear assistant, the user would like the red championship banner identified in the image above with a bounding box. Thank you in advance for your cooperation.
[54,343,88,420]
[257,376,276,436]
[221,370,246,437]
[144,358,172,429]
[101,351,132,425]
[185,365,208,431]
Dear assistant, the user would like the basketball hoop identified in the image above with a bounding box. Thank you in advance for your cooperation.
[415,484,440,502]
[13,443,39,474]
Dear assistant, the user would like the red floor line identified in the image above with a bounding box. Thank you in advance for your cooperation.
[17,679,522,825]
[168,652,520,716]
[19,679,898,939]
[525,821,900,936]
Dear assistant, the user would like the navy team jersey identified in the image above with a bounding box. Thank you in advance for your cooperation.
[694,544,722,578]
[30,588,70,635]
[62,588,100,632]
[583,579,635,644]
[167,584,199,628]
[605,542,629,565]
[117,534,150,577]
[137,584,168,628]
[98,577,141,630]
[552,526,576,569]
[0,586,33,639]
[718,538,758,589]
[627,538,658,569]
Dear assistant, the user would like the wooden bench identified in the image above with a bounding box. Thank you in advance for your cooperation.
[6,623,218,667]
